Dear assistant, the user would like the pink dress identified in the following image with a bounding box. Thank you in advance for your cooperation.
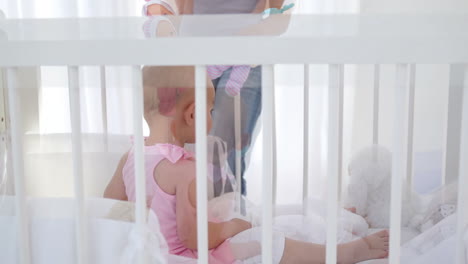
[122,143,236,263]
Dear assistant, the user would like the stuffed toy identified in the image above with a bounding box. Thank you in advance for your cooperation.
[344,145,414,228]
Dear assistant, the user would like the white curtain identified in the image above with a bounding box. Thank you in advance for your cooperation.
[0,0,141,18]
[245,0,359,205]
[0,0,143,135]
[0,0,145,197]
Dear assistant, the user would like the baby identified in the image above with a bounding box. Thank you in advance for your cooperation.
[104,66,389,263]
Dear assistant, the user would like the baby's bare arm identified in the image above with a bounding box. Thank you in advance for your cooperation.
[185,180,251,249]
[175,162,251,250]
[103,152,129,201]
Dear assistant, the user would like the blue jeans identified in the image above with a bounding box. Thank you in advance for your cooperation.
[210,66,262,196]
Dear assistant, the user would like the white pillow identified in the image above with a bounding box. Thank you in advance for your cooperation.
[0,196,174,264]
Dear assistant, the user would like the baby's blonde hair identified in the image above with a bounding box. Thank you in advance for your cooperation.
[142,66,194,124]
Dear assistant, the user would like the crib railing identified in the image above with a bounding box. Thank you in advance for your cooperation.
[1,14,468,264]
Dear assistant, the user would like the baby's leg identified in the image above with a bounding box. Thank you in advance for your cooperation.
[229,227,286,263]
[280,230,389,264]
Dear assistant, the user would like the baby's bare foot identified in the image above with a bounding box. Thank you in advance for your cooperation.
[338,230,389,264]
[356,230,389,262]
[345,207,357,214]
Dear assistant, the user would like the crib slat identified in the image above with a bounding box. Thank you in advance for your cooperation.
[373,64,380,145]
[389,64,409,264]
[7,68,31,264]
[337,65,344,201]
[455,65,468,264]
[272,77,278,209]
[100,66,108,150]
[234,95,242,213]
[406,65,416,194]
[262,65,274,264]
[131,65,147,264]
[326,64,343,264]
[195,65,209,264]
[68,66,88,264]
[303,64,310,215]
[0,70,5,134]
[444,65,466,186]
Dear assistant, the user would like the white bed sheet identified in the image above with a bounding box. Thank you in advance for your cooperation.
[361,214,467,264]
[358,227,420,264]
[1,196,465,264]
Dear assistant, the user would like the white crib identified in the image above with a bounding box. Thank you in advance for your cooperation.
[1,12,468,264]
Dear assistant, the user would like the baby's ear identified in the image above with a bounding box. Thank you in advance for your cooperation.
[184,102,195,126]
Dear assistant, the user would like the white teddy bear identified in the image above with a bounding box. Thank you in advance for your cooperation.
[344,144,460,236]
[344,145,414,228]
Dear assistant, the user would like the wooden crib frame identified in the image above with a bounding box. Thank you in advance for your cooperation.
[1,13,468,264]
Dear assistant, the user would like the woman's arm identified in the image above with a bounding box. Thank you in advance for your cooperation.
[252,0,267,13]
[240,0,293,37]
[236,13,291,36]
[145,0,292,37]
[252,0,285,13]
